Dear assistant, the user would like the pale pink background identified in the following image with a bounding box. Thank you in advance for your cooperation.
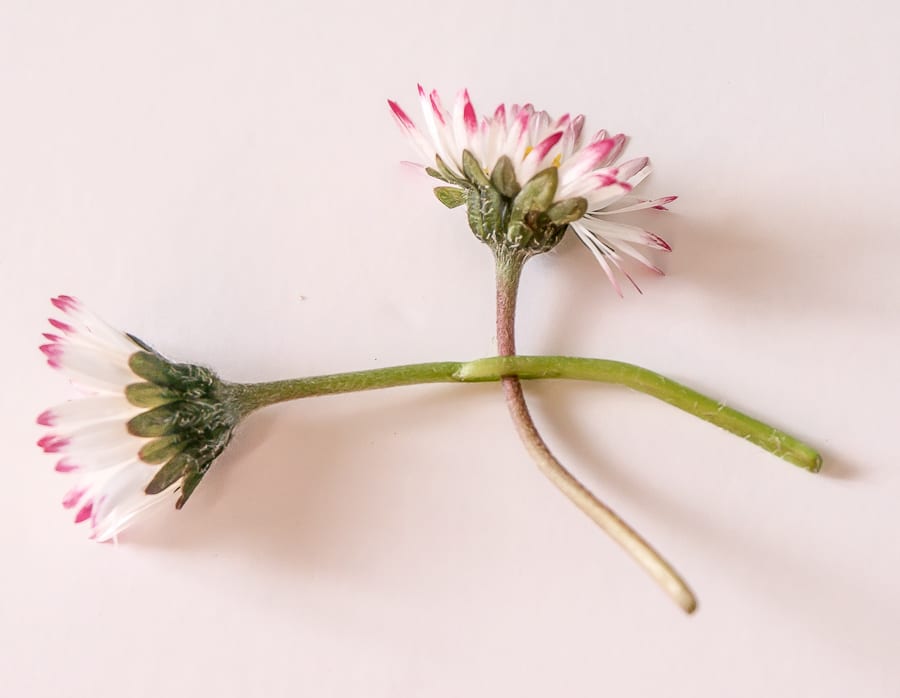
[2,1,899,696]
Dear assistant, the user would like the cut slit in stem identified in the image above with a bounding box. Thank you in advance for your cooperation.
[493,250,698,614]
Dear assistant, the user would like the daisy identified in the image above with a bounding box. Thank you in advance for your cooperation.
[389,86,674,295]
[37,296,239,541]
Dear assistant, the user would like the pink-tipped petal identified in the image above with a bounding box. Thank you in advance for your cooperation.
[74,501,93,523]
[654,195,677,208]
[558,138,618,182]
[531,131,563,160]
[590,173,618,189]
[391,97,439,164]
[461,91,477,134]
[493,103,506,127]
[51,296,79,314]
[601,133,627,167]
[55,459,79,473]
[644,232,672,251]
[40,343,64,358]
[38,435,69,453]
[49,318,75,334]
[387,100,414,129]
[62,487,86,509]
[513,107,531,141]
[429,90,446,125]
[571,115,586,144]
[617,156,649,180]
[37,409,56,427]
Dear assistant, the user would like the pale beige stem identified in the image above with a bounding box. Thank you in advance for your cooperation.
[495,250,697,614]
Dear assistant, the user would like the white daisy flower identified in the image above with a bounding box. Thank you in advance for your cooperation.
[389,86,674,295]
[37,296,239,542]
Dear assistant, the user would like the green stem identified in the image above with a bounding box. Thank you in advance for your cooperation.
[230,355,822,474]
[493,252,697,614]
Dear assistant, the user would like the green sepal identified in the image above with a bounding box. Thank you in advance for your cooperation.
[145,452,195,495]
[125,382,181,408]
[434,155,470,187]
[125,333,156,352]
[433,186,466,209]
[465,188,486,239]
[139,435,185,464]
[490,156,521,198]
[425,167,450,183]
[511,167,559,220]
[480,185,505,242]
[176,469,204,509]
[129,351,179,387]
[547,197,588,225]
[505,222,532,248]
[127,402,185,437]
[461,150,491,188]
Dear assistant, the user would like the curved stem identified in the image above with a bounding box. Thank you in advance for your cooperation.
[492,250,697,614]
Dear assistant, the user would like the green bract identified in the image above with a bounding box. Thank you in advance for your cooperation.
[430,149,588,257]
[126,350,241,508]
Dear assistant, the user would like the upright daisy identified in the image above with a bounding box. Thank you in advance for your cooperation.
[37,296,241,541]
[389,85,673,295]
[389,87,694,611]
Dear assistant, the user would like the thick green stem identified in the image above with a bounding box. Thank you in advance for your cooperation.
[230,356,822,474]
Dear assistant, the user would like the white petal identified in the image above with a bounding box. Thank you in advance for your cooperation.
[51,296,141,355]
[419,88,462,172]
[617,157,652,186]
[92,487,177,542]
[594,195,677,215]
[48,344,136,392]
[89,462,161,533]
[39,395,141,429]
[584,184,631,211]
[571,223,623,297]
[57,419,145,458]
[581,218,661,246]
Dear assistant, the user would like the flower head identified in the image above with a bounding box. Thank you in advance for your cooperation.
[389,86,674,294]
[38,296,241,541]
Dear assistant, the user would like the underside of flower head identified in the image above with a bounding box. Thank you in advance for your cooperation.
[389,86,675,295]
[37,296,241,541]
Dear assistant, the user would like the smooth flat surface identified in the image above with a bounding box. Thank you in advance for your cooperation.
[2,1,899,696]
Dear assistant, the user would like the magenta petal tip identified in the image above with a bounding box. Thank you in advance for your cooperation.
[36,409,55,427]
[645,232,672,252]
[40,343,63,357]
[38,435,68,453]
[62,488,85,509]
[49,318,75,334]
[387,100,414,128]
[74,501,93,523]
[55,459,78,473]
[50,295,79,313]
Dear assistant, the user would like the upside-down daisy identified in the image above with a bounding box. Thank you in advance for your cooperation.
[37,296,240,541]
